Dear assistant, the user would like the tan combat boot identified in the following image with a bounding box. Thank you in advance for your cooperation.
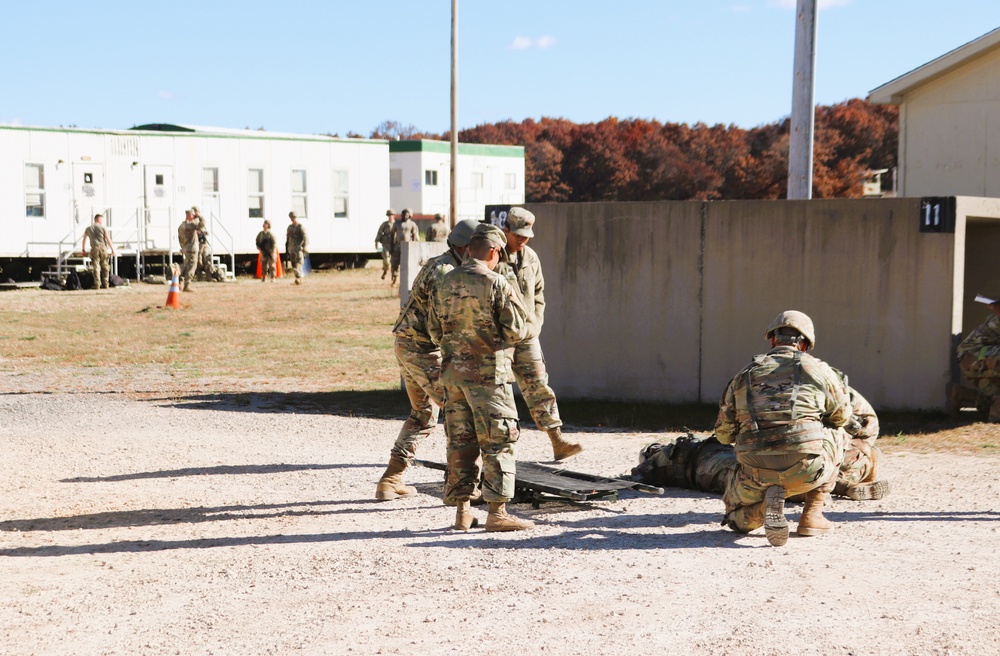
[453,500,478,530]
[485,503,535,532]
[764,485,789,546]
[797,488,834,536]
[547,427,583,461]
[375,456,417,501]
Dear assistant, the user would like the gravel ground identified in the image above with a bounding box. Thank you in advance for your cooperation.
[2,392,999,656]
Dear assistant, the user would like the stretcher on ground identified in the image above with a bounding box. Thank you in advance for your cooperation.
[415,459,664,508]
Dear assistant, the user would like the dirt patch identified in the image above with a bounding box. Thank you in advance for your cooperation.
[2,393,999,655]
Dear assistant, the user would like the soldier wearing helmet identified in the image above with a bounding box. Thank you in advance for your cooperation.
[425,213,449,242]
[375,210,395,280]
[375,219,480,502]
[714,310,852,546]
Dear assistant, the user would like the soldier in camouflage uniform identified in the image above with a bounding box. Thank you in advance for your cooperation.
[957,302,1000,421]
[498,207,582,460]
[285,211,308,285]
[81,213,115,289]
[192,207,223,282]
[715,310,850,546]
[375,210,394,280]
[374,219,479,501]
[427,223,534,532]
[631,382,889,502]
[389,208,419,286]
[425,213,449,242]
[177,210,200,292]
[255,220,277,282]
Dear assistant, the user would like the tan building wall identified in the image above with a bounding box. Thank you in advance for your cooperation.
[524,198,1000,410]
[895,47,1000,197]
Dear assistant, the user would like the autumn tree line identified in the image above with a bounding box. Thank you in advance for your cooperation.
[367,98,898,203]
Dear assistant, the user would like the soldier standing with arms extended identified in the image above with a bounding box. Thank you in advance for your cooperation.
[255,220,277,282]
[499,207,582,460]
[425,213,449,242]
[177,209,200,292]
[427,223,534,532]
[375,209,394,280]
[375,219,479,501]
[715,311,850,547]
[81,213,115,290]
[285,211,308,285]
[389,208,419,286]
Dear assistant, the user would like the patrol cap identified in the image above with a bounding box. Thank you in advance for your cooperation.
[402,208,412,217]
[289,211,297,218]
[765,310,816,349]
[386,209,395,217]
[434,213,443,220]
[190,205,200,213]
[447,219,480,248]
[472,222,507,249]
[506,207,535,238]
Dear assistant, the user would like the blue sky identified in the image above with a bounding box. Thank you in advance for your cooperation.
[2,1,999,135]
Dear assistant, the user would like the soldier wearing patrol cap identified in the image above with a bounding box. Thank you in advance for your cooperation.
[427,223,535,532]
[375,219,479,501]
[714,310,851,546]
[497,207,582,461]
[285,211,308,284]
[375,210,394,280]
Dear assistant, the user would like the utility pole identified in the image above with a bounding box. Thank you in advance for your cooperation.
[787,0,817,200]
[449,0,458,227]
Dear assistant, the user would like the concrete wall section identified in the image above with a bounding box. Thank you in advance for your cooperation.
[701,199,957,409]
[531,202,705,402]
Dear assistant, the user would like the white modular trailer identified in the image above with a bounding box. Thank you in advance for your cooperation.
[388,140,525,222]
[0,123,389,264]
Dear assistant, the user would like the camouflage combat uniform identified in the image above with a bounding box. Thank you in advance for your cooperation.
[631,382,882,497]
[177,219,200,290]
[390,216,419,283]
[957,313,1000,409]
[83,222,112,289]
[256,228,277,281]
[715,346,851,532]
[427,258,529,504]
[286,221,308,282]
[425,219,449,242]
[375,219,393,278]
[388,249,463,463]
[497,244,561,431]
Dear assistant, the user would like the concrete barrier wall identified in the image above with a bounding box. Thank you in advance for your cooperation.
[528,198,976,410]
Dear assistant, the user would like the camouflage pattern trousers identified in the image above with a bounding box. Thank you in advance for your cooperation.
[512,337,561,430]
[442,382,520,504]
[959,352,1000,398]
[90,248,111,289]
[838,437,880,486]
[380,248,391,275]
[287,248,304,280]
[390,339,445,463]
[722,429,845,533]
[181,247,199,284]
[197,243,215,279]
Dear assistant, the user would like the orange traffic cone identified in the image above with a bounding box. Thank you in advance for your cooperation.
[275,253,284,278]
[165,265,182,309]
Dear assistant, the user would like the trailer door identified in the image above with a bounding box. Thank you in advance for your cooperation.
[72,162,106,228]
[144,165,174,250]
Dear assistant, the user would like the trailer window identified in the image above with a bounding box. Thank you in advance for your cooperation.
[505,172,517,190]
[471,172,484,189]
[248,169,264,218]
[291,169,308,218]
[425,170,438,186]
[389,168,402,187]
[25,163,45,218]
[203,168,219,193]
[334,170,349,218]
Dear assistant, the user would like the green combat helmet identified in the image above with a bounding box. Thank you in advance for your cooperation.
[447,219,480,248]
